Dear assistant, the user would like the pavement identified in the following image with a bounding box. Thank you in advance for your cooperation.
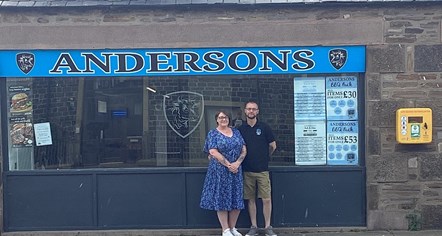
[2,228,442,236]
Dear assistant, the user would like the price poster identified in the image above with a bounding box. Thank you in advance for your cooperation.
[294,75,360,166]
[326,76,358,121]
[294,77,326,121]
[295,121,327,165]
[327,121,359,165]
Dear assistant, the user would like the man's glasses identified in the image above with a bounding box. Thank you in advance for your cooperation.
[245,108,258,111]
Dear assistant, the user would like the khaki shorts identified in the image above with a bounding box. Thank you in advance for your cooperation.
[243,171,271,199]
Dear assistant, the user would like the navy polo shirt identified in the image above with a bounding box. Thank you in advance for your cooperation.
[238,120,275,172]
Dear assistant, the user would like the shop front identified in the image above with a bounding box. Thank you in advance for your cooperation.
[0,46,366,231]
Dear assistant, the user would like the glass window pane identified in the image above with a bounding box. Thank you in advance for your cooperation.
[5,74,361,170]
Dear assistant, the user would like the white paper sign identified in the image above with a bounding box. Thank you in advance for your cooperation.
[295,121,327,165]
[294,77,326,121]
[34,122,53,146]
[98,101,107,113]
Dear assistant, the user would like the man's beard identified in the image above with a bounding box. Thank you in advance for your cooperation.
[246,114,256,119]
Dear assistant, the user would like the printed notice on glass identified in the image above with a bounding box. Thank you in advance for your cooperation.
[9,116,34,148]
[327,121,358,165]
[9,85,33,114]
[295,121,327,165]
[34,122,53,146]
[326,76,358,121]
[294,77,326,121]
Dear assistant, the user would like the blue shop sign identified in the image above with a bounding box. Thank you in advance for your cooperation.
[0,46,365,77]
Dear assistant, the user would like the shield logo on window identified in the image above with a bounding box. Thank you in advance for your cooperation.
[16,52,35,74]
[329,48,347,70]
[163,91,204,138]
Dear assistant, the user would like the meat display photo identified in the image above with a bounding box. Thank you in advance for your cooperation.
[10,122,34,147]
[10,92,32,113]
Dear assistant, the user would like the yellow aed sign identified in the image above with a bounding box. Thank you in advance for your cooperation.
[396,108,432,144]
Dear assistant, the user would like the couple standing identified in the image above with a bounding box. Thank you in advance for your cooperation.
[200,100,277,236]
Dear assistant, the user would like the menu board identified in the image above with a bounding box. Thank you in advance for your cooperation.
[8,84,34,148]
[327,121,358,165]
[294,77,327,165]
[9,116,34,147]
[294,78,326,120]
[295,121,327,165]
[294,76,359,166]
[326,76,358,121]
[9,85,33,114]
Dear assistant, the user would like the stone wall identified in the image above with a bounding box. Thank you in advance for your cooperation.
[0,2,442,230]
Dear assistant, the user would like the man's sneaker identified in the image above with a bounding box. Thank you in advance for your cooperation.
[264,226,277,236]
[222,228,234,236]
[245,226,258,236]
[231,228,242,236]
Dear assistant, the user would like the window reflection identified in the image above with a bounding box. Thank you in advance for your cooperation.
[5,74,360,170]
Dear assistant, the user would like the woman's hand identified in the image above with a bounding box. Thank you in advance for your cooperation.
[229,161,241,174]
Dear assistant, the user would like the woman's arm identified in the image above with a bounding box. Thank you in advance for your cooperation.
[209,148,230,167]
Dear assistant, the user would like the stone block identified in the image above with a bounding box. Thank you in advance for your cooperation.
[367,210,408,230]
[385,35,417,44]
[0,19,383,49]
[367,184,379,210]
[408,157,418,168]
[395,143,436,153]
[422,205,442,229]
[367,128,380,156]
[390,90,427,99]
[415,45,442,72]
[366,73,381,101]
[380,128,396,154]
[367,101,409,128]
[366,153,408,183]
[382,81,419,89]
[366,45,406,73]
[380,183,421,206]
[419,154,442,181]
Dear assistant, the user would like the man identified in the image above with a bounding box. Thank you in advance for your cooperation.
[238,100,277,236]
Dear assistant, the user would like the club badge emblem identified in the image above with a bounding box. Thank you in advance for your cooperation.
[16,52,35,74]
[329,48,347,70]
[163,91,204,138]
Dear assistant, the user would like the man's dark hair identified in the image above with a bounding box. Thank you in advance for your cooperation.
[244,99,259,108]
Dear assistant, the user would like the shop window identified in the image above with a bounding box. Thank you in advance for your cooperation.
[5,74,362,170]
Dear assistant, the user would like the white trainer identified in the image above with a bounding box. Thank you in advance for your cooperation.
[231,227,243,236]
[222,228,234,236]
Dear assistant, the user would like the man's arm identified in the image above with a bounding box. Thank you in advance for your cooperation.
[269,141,276,156]
[231,145,246,173]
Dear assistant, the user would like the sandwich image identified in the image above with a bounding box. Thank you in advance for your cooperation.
[10,123,33,146]
[10,92,32,113]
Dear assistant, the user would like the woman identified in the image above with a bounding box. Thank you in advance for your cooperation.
[200,111,247,236]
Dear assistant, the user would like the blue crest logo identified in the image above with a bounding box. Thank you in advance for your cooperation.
[16,52,35,74]
[329,48,347,70]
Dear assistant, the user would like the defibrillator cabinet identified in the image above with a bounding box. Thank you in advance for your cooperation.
[396,108,432,144]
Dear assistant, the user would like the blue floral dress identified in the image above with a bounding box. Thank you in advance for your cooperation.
[200,128,245,211]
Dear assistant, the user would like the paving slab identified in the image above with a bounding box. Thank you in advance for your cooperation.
[2,229,442,236]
